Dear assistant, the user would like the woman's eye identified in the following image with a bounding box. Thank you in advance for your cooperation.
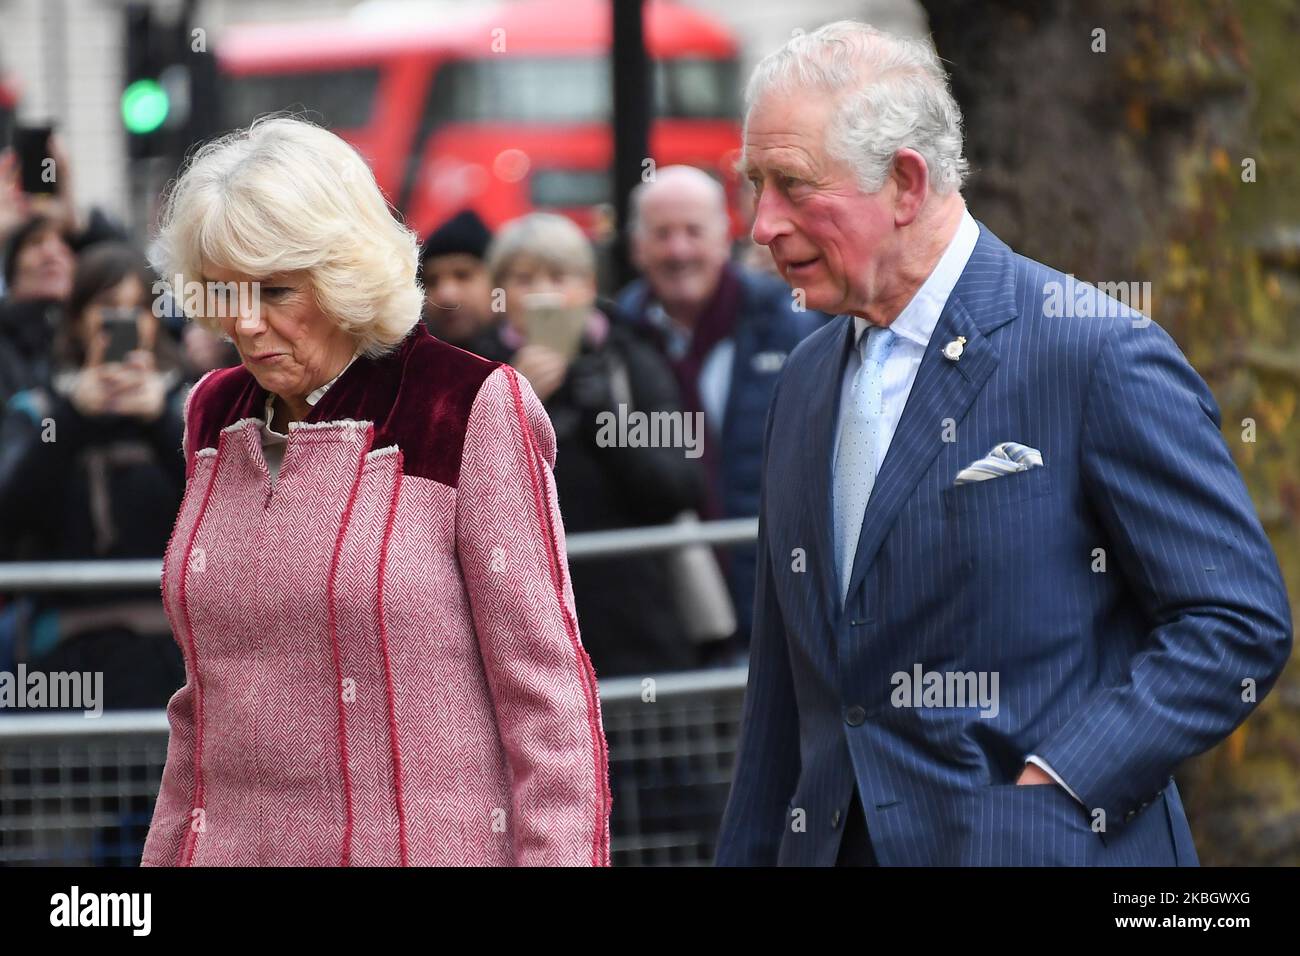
[261,286,292,300]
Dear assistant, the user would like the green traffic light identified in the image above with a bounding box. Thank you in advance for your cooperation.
[121,79,169,134]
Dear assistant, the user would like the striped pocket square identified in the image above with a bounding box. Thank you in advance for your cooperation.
[953,441,1044,485]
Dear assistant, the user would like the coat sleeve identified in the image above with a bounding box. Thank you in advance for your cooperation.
[0,390,54,537]
[142,370,216,867]
[576,333,705,524]
[1034,320,1292,834]
[138,379,189,492]
[141,682,199,865]
[0,389,99,535]
[714,372,801,865]
[454,364,611,866]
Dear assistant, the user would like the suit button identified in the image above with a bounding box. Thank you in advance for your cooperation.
[844,705,866,726]
[1124,810,1137,822]
[831,809,843,828]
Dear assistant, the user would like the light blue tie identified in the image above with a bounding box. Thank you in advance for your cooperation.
[833,326,898,603]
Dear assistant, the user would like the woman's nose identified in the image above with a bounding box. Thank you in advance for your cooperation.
[234,296,265,335]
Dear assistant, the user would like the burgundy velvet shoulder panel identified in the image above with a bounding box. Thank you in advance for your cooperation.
[185,325,501,488]
[185,364,258,459]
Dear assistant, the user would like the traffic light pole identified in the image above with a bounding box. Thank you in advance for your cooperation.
[611,0,649,292]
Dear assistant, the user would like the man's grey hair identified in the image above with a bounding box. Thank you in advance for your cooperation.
[744,21,969,195]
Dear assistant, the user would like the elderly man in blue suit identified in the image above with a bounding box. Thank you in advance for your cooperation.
[715,20,1292,867]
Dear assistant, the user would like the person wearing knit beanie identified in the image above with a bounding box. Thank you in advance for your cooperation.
[419,209,496,348]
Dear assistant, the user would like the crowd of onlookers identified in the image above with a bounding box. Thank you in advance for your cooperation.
[0,143,828,709]
[0,141,243,708]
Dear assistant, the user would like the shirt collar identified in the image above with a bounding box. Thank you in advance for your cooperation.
[261,345,363,437]
[852,208,980,349]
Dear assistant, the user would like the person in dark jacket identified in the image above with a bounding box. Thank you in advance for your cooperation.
[480,212,706,677]
[1,138,132,400]
[617,165,827,657]
[0,242,188,709]
[0,214,75,401]
[418,209,500,349]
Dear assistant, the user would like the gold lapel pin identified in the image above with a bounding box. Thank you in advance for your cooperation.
[942,336,967,362]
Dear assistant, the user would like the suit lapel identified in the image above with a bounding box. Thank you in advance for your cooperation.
[839,224,1020,615]
[801,315,857,619]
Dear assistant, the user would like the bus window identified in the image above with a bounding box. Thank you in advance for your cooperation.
[437,58,608,124]
[530,169,612,208]
[427,57,738,125]
[656,59,740,119]
[222,66,381,129]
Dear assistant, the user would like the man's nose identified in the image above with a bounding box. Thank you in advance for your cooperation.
[750,189,791,247]
[665,234,696,262]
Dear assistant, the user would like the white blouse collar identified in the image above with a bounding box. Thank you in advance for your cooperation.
[261,346,363,443]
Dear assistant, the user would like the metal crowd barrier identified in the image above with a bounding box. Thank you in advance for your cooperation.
[0,518,759,867]
[0,518,760,591]
[0,668,748,867]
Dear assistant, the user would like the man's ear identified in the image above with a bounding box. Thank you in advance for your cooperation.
[890,148,930,227]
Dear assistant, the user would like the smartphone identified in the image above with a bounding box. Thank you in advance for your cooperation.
[100,309,140,364]
[521,292,587,361]
[14,123,55,195]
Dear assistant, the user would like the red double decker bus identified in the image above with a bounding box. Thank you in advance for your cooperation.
[217,0,743,238]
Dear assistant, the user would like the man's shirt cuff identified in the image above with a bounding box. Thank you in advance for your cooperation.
[1025,754,1084,805]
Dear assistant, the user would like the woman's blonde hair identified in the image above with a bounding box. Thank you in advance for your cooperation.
[149,114,422,357]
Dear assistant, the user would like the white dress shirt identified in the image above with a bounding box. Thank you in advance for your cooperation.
[259,347,363,485]
[833,209,980,478]
[831,209,1082,805]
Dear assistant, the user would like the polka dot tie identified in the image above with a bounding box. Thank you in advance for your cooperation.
[833,326,898,604]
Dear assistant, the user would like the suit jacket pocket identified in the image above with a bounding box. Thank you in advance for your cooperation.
[942,464,1053,517]
[956,783,1093,866]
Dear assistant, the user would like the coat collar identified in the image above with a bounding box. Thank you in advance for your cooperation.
[801,220,1021,620]
[188,323,500,487]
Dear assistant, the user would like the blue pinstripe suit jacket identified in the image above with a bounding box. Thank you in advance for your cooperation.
[715,222,1292,866]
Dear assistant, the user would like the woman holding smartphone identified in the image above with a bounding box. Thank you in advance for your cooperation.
[0,240,189,707]
[473,213,707,678]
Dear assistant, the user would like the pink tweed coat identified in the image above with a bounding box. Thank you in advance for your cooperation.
[142,324,611,866]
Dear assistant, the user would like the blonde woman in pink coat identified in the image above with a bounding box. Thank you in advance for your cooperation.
[141,116,611,866]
